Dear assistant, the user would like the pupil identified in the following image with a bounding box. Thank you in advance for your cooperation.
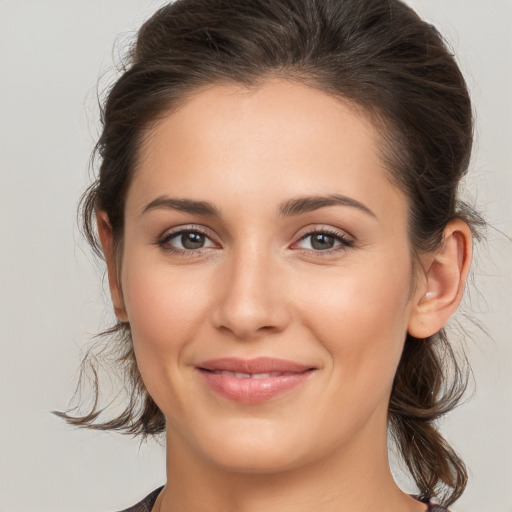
[311,233,334,250]
[182,232,205,249]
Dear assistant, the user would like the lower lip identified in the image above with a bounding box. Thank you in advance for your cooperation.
[198,370,314,404]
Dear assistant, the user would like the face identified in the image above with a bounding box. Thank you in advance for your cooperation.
[112,80,423,473]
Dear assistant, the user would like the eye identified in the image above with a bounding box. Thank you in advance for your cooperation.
[294,229,353,252]
[159,228,217,252]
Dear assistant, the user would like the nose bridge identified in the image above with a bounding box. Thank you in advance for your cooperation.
[212,240,289,338]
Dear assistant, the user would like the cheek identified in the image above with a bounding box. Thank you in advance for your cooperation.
[119,256,213,387]
[296,256,413,387]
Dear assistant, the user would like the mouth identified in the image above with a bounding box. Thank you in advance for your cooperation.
[196,357,316,404]
[202,370,303,379]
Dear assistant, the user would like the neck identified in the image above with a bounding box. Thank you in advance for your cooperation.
[157,421,426,512]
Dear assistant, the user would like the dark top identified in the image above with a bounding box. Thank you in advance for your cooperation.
[116,487,163,512]
[117,487,449,511]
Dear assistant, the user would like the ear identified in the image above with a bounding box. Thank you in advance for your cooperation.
[96,211,128,322]
[408,219,472,338]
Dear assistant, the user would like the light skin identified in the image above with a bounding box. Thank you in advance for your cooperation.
[98,79,472,512]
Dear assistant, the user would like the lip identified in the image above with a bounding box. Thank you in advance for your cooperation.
[196,357,316,404]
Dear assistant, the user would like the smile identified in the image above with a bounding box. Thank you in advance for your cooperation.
[196,357,316,404]
[209,370,300,379]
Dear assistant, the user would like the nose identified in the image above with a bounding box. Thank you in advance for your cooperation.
[211,247,291,340]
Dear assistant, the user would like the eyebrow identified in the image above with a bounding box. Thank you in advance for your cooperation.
[141,193,376,219]
[141,196,221,217]
[279,194,376,218]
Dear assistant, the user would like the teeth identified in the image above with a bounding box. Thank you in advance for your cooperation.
[216,370,287,379]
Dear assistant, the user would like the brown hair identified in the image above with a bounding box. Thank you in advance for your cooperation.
[58,0,484,506]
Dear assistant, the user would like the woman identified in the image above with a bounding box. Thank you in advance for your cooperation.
[60,0,483,510]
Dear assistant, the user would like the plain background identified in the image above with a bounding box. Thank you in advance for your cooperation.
[0,1,511,511]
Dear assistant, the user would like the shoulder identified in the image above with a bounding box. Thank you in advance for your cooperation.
[115,487,163,512]
[113,489,449,512]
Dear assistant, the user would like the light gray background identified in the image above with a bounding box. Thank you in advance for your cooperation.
[0,1,510,511]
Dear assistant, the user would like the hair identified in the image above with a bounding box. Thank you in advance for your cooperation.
[57,0,485,506]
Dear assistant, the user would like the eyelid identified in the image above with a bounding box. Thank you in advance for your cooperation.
[291,225,355,253]
[156,224,220,253]
[296,225,353,239]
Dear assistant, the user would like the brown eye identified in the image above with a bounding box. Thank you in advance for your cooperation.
[159,228,217,253]
[310,233,336,250]
[295,229,354,253]
[181,231,206,249]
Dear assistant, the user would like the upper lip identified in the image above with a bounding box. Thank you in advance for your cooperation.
[197,357,314,374]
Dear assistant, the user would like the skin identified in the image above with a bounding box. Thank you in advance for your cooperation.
[98,79,472,512]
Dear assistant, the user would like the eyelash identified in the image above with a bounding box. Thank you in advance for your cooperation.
[156,226,218,257]
[293,228,354,255]
[156,226,354,256]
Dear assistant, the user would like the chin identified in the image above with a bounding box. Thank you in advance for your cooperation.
[182,416,314,474]
[207,443,307,475]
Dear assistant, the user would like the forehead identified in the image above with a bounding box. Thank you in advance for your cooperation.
[128,79,407,226]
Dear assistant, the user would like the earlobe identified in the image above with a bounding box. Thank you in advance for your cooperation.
[408,219,472,339]
[96,211,128,323]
